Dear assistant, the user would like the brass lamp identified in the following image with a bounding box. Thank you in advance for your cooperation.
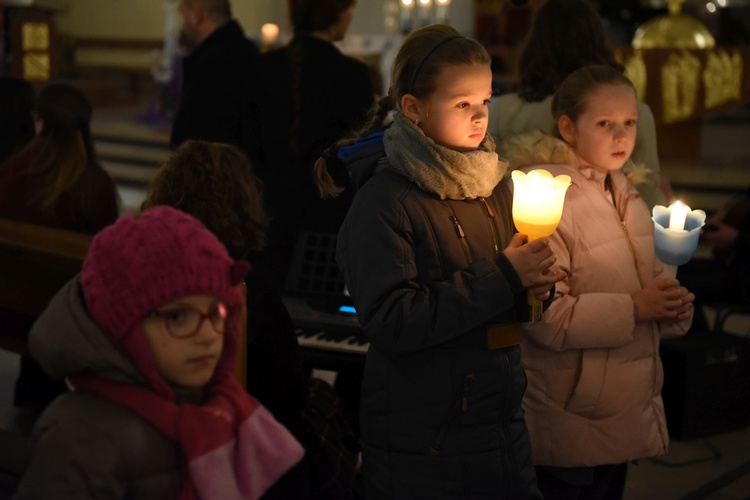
[632,0,716,50]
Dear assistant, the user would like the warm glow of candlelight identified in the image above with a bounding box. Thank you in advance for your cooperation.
[668,200,689,231]
[261,23,279,45]
[436,0,451,4]
[401,0,414,7]
[511,169,571,242]
[418,0,431,6]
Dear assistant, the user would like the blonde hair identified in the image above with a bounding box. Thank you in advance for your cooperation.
[314,24,491,198]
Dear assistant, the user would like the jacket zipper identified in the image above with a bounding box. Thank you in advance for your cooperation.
[479,197,499,253]
[429,373,476,455]
[449,215,473,264]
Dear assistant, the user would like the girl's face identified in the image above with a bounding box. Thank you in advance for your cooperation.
[559,83,638,173]
[141,294,226,388]
[408,63,493,152]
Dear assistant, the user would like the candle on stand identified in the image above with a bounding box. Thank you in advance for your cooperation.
[400,0,415,33]
[511,169,571,321]
[261,23,279,49]
[435,0,451,24]
[652,200,706,278]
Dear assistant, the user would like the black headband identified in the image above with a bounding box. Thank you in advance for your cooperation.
[408,34,464,95]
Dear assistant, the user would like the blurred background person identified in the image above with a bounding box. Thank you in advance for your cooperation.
[247,0,375,288]
[489,0,667,210]
[170,0,260,151]
[0,81,119,412]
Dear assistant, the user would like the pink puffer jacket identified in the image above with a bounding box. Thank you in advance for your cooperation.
[508,134,691,467]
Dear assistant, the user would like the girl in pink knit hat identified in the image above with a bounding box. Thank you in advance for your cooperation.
[14,205,304,500]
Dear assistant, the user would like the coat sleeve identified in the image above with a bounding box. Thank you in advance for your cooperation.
[522,212,637,352]
[14,420,128,500]
[337,183,525,356]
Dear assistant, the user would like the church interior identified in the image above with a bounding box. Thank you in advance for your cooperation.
[1,0,750,498]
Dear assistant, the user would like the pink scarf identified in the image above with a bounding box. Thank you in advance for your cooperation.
[70,374,304,500]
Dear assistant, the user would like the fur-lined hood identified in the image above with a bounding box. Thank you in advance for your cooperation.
[499,130,651,187]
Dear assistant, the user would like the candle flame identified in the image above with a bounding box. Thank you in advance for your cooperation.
[667,200,689,231]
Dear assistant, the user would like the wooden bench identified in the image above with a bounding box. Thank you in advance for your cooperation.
[0,219,91,356]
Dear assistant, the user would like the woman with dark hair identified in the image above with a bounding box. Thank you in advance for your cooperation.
[0,82,119,232]
[247,0,374,287]
[0,81,119,412]
[489,0,667,209]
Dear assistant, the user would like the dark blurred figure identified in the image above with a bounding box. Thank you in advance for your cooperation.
[0,75,36,163]
[169,0,260,151]
[247,0,374,288]
[0,81,119,234]
[679,188,750,332]
[0,81,119,412]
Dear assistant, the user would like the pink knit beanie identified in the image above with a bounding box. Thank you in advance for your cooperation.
[80,206,249,399]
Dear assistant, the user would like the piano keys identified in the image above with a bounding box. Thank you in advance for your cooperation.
[295,327,368,356]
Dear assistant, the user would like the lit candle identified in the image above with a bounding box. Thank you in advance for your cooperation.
[668,200,689,231]
[511,169,571,242]
[511,169,571,321]
[652,201,706,278]
[261,23,279,47]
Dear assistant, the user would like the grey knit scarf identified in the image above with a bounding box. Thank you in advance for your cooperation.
[383,112,507,200]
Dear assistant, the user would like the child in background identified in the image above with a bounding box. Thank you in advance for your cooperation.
[14,206,303,500]
[502,65,694,500]
[316,24,563,499]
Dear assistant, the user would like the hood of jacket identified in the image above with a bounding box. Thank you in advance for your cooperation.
[500,129,652,187]
[338,129,388,192]
[29,277,150,387]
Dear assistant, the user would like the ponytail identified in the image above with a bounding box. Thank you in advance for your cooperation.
[314,93,393,199]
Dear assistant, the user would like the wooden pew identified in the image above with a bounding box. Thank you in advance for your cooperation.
[0,219,91,356]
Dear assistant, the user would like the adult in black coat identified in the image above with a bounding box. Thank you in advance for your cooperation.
[170,0,259,151]
[247,0,374,288]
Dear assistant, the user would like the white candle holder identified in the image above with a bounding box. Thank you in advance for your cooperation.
[652,202,706,278]
[511,169,571,321]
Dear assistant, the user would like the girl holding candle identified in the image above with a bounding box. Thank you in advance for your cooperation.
[315,24,563,498]
[502,65,695,500]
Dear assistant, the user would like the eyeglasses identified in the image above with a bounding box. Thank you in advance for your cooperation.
[144,302,231,339]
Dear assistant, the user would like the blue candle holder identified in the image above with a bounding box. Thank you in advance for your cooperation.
[652,204,706,266]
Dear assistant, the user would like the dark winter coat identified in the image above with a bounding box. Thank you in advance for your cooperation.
[336,133,542,499]
[14,280,184,499]
[170,20,260,151]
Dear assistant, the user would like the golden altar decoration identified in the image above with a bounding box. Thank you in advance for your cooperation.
[613,0,750,160]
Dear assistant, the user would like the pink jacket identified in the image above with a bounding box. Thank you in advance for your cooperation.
[508,134,691,467]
